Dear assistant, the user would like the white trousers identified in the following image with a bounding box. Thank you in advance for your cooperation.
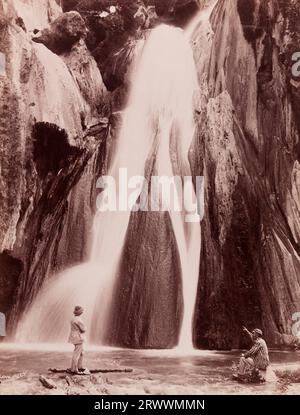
[71,343,84,372]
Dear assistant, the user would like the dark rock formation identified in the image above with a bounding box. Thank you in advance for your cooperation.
[0,1,109,330]
[32,122,81,179]
[1,0,300,351]
[154,0,202,26]
[59,1,202,93]
[62,0,81,12]
[61,40,109,114]
[107,211,183,349]
[0,253,23,316]
[97,35,144,107]
[103,0,300,349]
[55,0,204,100]
[32,11,87,54]
[191,0,300,349]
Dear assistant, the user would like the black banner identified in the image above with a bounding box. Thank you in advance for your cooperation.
[0,395,299,414]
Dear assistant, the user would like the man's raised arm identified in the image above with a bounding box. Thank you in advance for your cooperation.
[242,326,253,341]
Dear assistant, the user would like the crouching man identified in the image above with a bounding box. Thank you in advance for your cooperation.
[68,305,87,375]
[238,327,270,379]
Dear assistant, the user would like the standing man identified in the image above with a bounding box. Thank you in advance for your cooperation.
[68,306,87,374]
[238,327,270,377]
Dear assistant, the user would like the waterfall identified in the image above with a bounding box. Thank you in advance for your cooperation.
[16,24,201,350]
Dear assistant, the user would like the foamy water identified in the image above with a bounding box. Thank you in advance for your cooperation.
[16,20,207,349]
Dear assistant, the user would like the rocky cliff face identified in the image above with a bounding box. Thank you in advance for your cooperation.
[104,0,300,349]
[1,0,300,350]
[0,0,109,327]
[192,0,300,348]
[107,210,183,349]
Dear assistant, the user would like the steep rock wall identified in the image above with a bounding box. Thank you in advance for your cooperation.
[107,211,183,349]
[1,0,300,350]
[192,0,300,349]
[0,0,108,329]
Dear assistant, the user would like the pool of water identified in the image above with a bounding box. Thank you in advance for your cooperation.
[0,344,299,395]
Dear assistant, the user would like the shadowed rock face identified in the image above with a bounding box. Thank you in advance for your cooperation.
[0,253,23,316]
[60,1,203,92]
[106,211,183,349]
[0,1,109,329]
[154,0,202,26]
[1,0,300,350]
[191,0,300,349]
[32,11,87,54]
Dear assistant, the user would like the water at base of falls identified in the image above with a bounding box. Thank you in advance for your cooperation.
[15,24,201,350]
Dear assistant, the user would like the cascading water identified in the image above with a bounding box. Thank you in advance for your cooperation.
[16,24,201,350]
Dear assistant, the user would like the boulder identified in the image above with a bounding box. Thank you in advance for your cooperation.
[39,375,57,389]
[154,0,202,26]
[32,11,87,54]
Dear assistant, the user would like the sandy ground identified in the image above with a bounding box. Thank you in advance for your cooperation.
[0,345,299,395]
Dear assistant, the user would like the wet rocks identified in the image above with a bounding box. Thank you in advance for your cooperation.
[61,40,107,114]
[0,253,23,316]
[39,375,57,389]
[2,0,300,352]
[154,0,203,26]
[107,211,183,348]
[32,11,88,55]
[192,0,300,349]
[9,0,61,33]
[0,1,109,328]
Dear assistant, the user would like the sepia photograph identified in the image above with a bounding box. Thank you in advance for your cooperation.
[0,0,300,409]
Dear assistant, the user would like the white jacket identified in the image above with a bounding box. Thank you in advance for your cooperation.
[68,316,86,345]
